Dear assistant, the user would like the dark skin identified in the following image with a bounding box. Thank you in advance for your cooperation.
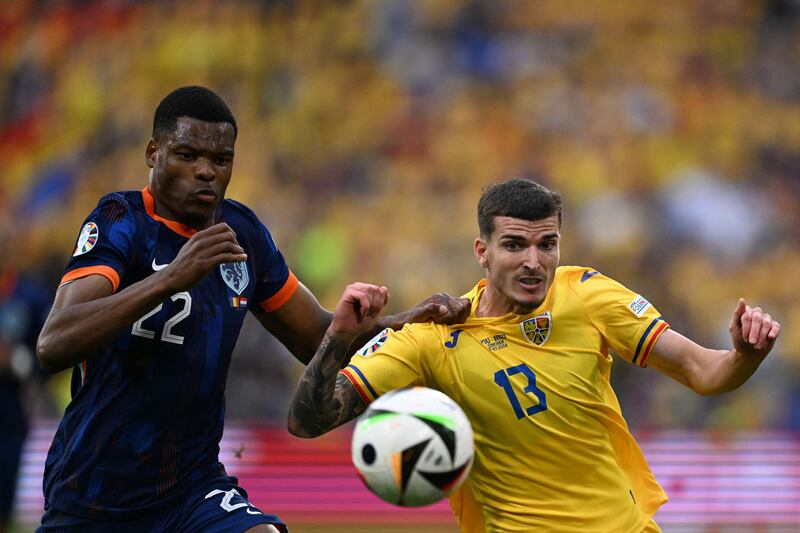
[36,116,469,532]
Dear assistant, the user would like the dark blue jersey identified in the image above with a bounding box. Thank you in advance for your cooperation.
[42,188,297,519]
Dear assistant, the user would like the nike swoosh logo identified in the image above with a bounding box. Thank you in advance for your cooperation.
[152,259,169,271]
[246,508,263,515]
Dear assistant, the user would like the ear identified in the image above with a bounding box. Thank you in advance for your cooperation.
[474,237,489,269]
[145,139,158,169]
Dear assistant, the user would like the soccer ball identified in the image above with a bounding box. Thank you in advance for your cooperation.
[351,387,474,507]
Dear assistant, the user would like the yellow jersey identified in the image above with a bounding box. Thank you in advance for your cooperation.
[341,266,670,533]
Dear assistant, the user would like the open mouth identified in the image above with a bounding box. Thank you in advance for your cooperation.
[518,277,544,291]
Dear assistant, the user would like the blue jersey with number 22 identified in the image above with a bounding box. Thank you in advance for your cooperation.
[42,188,297,519]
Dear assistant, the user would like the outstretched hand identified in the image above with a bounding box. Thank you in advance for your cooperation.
[729,298,781,359]
[407,293,471,325]
[330,283,390,337]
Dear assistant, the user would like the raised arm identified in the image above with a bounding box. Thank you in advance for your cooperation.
[646,299,781,395]
[254,286,470,366]
[287,283,390,438]
[36,223,247,373]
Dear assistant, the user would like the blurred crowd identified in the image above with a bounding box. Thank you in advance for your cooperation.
[1,0,799,430]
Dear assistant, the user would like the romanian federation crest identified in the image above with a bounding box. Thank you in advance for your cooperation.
[219,262,249,295]
[73,222,99,256]
[520,312,552,346]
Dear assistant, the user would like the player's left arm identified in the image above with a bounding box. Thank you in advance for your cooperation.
[646,299,781,395]
[251,281,333,365]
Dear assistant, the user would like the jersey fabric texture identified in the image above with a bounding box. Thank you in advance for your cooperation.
[341,267,670,533]
[41,188,297,521]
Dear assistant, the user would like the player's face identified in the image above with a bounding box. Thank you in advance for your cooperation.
[475,215,560,315]
[146,116,235,230]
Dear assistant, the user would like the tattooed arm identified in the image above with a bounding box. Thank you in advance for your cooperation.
[288,283,389,438]
[287,334,369,437]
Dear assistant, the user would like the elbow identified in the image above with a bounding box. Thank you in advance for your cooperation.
[692,385,716,397]
[693,382,738,397]
[287,412,323,439]
[36,333,67,374]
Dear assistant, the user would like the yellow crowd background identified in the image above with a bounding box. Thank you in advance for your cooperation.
[2,0,799,430]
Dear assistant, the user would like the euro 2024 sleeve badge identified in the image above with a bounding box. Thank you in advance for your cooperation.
[73,222,99,256]
[520,312,552,346]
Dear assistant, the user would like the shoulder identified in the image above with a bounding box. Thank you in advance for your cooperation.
[94,190,141,213]
[555,266,635,305]
[396,321,452,349]
[84,191,146,232]
[555,266,604,292]
[557,266,647,316]
[92,191,148,220]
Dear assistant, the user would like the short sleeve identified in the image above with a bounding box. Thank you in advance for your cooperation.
[572,271,670,368]
[340,324,427,405]
[252,221,297,312]
[60,194,137,292]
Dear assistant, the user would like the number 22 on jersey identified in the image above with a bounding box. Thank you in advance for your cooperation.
[131,292,192,345]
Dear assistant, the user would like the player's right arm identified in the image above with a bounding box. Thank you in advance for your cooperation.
[36,224,246,373]
[287,283,389,438]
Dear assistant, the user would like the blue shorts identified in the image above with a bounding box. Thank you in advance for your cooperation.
[36,475,288,533]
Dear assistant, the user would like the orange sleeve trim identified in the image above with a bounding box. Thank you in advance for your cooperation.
[340,368,373,406]
[259,271,299,312]
[638,322,669,368]
[141,187,197,238]
[60,266,121,292]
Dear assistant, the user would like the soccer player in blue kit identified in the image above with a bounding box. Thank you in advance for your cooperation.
[34,86,468,533]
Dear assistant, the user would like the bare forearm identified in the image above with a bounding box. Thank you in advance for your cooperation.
[37,276,175,372]
[689,348,763,395]
[288,330,366,437]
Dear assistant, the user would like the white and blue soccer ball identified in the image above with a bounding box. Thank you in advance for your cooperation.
[351,387,474,507]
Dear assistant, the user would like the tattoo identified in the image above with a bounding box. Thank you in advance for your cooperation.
[288,333,367,437]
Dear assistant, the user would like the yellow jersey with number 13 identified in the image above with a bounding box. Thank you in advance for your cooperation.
[341,266,670,533]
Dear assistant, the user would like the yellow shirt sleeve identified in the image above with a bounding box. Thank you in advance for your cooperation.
[569,269,670,368]
[340,323,436,404]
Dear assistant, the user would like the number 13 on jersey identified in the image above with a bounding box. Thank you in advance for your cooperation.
[494,363,548,419]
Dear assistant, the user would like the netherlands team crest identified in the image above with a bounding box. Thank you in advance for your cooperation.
[219,262,249,295]
[520,312,552,346]
[73,222,99,256]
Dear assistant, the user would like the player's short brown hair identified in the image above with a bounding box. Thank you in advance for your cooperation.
[478,178,562,238]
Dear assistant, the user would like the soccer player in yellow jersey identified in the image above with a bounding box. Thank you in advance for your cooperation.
[287,178,781,533]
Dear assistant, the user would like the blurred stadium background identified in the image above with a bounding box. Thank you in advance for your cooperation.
[2,0,800,531]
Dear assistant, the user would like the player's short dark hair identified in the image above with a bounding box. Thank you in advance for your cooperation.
[152,86,237,139]
[478,178,562,237]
